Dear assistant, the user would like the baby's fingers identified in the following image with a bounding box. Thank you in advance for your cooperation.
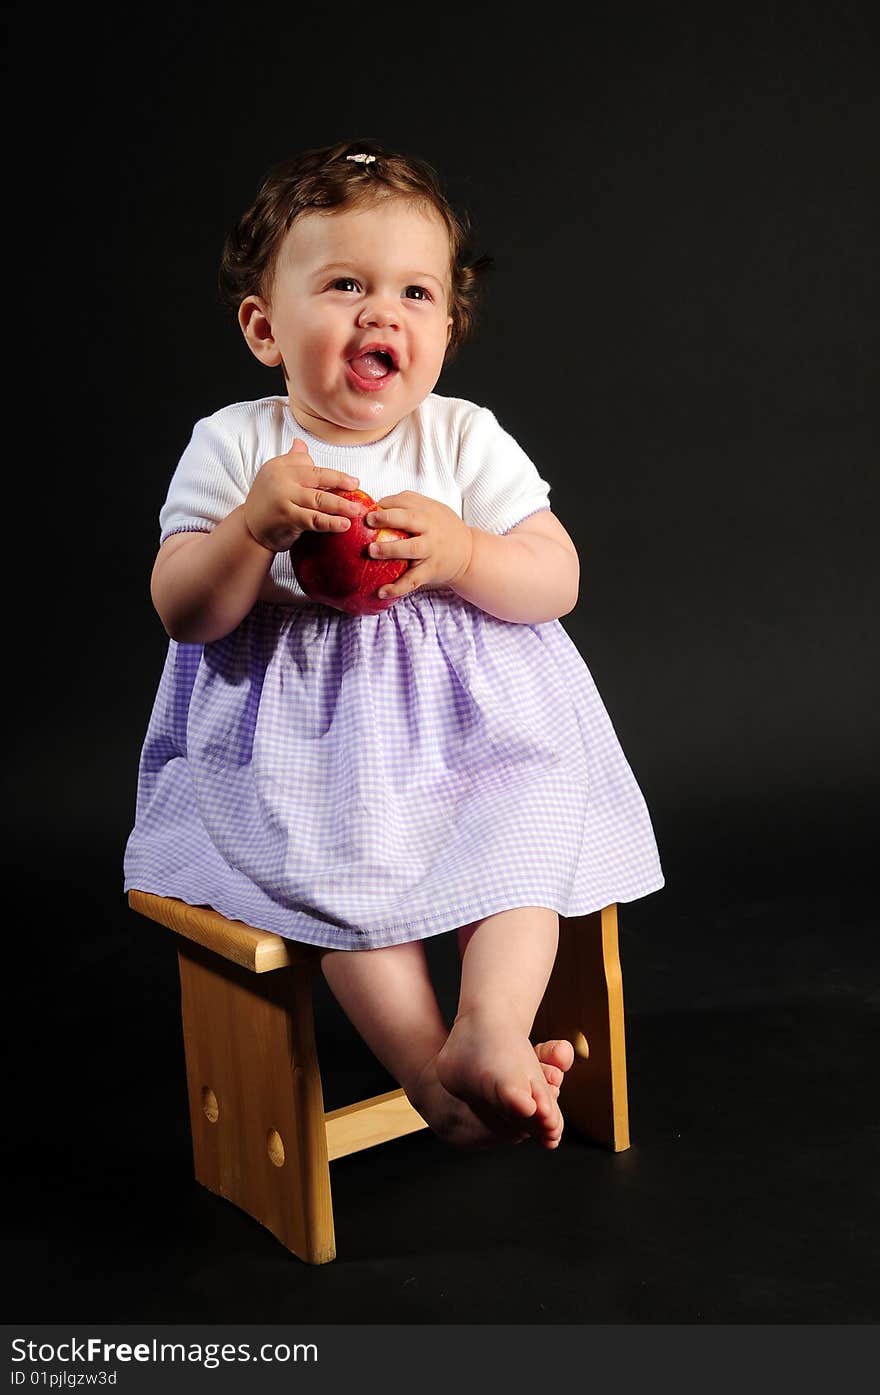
[368,533,420,560]
[287,442,360,497]
[377,560,427,600]
[308,497,354,531]
[288,438,359,494]
[301,483,361,532]
[321,466,361,491]
[302,472,358,526]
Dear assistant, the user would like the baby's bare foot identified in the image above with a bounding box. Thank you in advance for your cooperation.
[406,1056,529,1149]
[532,1040,575,1145]
[534,1038,576,1093]
[435,1011,572,1149]
[405,1035,574,1150]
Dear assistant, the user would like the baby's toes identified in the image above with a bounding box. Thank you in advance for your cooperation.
[544,1124,564,1150]
[541,1061,564,1090]
[543,1099,565,1145]
[534,1039,575,1074]
[495,1078,538,1122]
[530,1074,562,1125]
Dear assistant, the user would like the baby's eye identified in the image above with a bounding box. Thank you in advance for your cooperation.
[404,285,432,301]
[332,277,360,292]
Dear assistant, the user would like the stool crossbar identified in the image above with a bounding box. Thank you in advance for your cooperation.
[128,889,630,1263]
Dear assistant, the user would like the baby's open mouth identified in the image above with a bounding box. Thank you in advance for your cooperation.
[349,350,397,381]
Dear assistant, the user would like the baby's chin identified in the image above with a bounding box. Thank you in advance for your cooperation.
[288,392,407,445]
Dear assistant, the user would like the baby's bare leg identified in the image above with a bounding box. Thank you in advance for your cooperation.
[319,939,520,1148]
[435,907,573,1149]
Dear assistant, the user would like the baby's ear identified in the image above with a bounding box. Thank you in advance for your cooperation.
[238,296,282,368]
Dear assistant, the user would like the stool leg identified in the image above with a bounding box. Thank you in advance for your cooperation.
[176,939,336,1263]
[531,904,630,1151]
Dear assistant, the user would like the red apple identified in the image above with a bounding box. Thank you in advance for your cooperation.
[290,488,411,615]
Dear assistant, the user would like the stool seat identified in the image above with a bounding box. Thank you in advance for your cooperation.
[130,890,313,971]
[129,889,629,1263]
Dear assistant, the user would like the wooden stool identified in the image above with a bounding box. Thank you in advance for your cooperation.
[128,890,629,1264]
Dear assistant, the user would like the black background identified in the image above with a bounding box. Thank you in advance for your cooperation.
[5,1,878,1329]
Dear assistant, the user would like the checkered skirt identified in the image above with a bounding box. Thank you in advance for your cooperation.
[123,592,664,948]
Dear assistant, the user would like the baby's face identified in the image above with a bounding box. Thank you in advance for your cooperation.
[247,198,454,445]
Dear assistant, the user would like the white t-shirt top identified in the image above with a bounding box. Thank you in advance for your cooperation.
[159,393,553,603]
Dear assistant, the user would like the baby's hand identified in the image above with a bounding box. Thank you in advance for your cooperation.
[363,492,473,600]
[243,439,363,551]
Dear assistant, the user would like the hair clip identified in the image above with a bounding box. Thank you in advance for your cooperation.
[346,153,376,164]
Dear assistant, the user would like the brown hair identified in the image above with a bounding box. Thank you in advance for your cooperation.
[218,137,493,362]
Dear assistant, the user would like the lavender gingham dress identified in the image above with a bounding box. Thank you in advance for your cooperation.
[123,395,664,949]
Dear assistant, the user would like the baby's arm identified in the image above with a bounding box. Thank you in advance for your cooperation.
[151,439,362,642]
[451,509,580,623]
[367,497,579,623]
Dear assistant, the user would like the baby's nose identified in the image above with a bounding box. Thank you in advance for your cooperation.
[357,301,400,329]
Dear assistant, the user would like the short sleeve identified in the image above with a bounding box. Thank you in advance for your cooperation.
[158,413,252,542]
[456,406,552,535]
